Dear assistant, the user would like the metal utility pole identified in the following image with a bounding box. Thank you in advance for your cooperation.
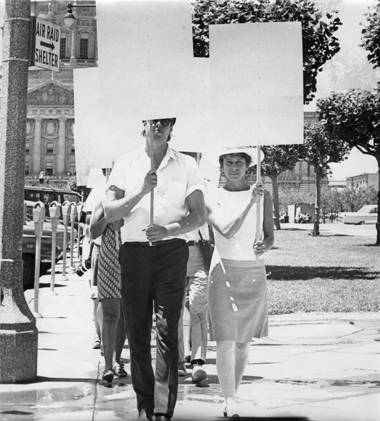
[0,0,38,382]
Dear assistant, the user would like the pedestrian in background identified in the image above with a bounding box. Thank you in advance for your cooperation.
[83,175,107,351]
[178,224,210,385]
[205,148,274,418]
[90,185,127,384]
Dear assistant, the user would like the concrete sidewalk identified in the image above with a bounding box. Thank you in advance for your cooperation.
[0,270,379,421]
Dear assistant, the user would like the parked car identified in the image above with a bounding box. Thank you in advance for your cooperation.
[22,187,80,290]
[342,205,378,225]
[24,185,81,210]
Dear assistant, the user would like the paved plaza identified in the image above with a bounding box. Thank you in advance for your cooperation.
[0,254,379,421]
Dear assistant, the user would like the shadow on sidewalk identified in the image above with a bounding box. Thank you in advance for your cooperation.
[267,265,380,280]
[191,417,310,421]
[30,376,96,384]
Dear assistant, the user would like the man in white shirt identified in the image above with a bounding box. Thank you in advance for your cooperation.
[104,118,205,421]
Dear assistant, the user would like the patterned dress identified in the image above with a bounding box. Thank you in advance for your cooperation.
[97,224,122,300]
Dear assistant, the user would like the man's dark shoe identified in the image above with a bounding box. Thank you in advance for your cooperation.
[137,408,152,420]
[153,415,170,421]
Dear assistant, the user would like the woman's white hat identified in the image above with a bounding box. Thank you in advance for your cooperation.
[204,146,263,167]
[199,146,264,184]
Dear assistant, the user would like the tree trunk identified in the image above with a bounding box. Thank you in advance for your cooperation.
[313,166,321,236]
[271,175,281,230]
[376,158,380,246]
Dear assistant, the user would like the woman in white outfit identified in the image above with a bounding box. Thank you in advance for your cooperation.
[206,149,274,417]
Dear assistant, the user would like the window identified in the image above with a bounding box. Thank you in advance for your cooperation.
[70,163,76,175]
[25,163,29,175]
[60,37,66,59]
[79,38,88,59]
[45,162,53,176]
[25,141,30,154]
[46,142,54,154]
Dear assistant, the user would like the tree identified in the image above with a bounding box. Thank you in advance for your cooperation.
[340,186,378,212]
[303,123,350,235]
[279,188,315,215]
[318,89,380,244]
[321,188,343,219]
[192,0,342,103]
[261,145,305,229]
[361,0,380,69]
[320,186,377,220]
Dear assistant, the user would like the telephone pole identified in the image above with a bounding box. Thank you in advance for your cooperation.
[0,0,38,382]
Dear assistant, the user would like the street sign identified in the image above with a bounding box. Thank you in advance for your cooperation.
[31,17,60,71]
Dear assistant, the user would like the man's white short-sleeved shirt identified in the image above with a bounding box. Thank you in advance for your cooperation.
[107,145,204,243]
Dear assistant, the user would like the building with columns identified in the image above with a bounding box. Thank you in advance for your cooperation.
[26,78,75,179]
[24,0,96,187]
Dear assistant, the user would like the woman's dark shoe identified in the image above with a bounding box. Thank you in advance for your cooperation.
[92,339,101,349]
[191,364,207,383]
[102,368,114,383]
[113,362,128,378]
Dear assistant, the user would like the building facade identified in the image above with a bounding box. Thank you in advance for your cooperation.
[346,172,379,189]
[24,0,96,187]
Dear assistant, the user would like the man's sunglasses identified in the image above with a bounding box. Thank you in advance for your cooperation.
[144,119,173,128]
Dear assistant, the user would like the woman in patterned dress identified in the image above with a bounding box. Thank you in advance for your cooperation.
[90,185,127,383]
[205,149,274,417]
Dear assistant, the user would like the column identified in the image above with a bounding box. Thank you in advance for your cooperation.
[32,117,41,174]
[70,28,77,63]
[0,0,38,383]
[57,117,66,175]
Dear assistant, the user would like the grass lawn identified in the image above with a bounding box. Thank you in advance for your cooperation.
[264,229,380,314]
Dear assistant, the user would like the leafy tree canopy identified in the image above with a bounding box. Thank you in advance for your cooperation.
[261,144,305,177]
[317,89,380,159]
[192,0,341,103]
[361,0,380,69]
[303,123,350,173]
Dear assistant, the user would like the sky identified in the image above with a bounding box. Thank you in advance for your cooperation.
[313,0,379,179]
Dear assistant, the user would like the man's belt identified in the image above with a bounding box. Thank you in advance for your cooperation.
[186,240,198,246]
[123,238,185,247]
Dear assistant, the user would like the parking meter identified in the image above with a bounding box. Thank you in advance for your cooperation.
[69,203,77,268]
[61,201,73,278]
[32,201,45,316]
[76,202,84,260]
[49,201,61,293]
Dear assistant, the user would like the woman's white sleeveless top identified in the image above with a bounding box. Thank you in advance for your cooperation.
[209,187,263,261]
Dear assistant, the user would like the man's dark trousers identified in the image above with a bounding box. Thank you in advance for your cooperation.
[119,239,189,418]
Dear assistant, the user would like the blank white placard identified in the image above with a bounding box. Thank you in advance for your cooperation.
[208,22,303,148]
[97,0,195,120]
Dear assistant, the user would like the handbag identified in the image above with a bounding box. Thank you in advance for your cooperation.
[198,227,214,271]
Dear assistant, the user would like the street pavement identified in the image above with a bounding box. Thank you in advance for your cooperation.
[281,221,377,239]
[0,253,379,421]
